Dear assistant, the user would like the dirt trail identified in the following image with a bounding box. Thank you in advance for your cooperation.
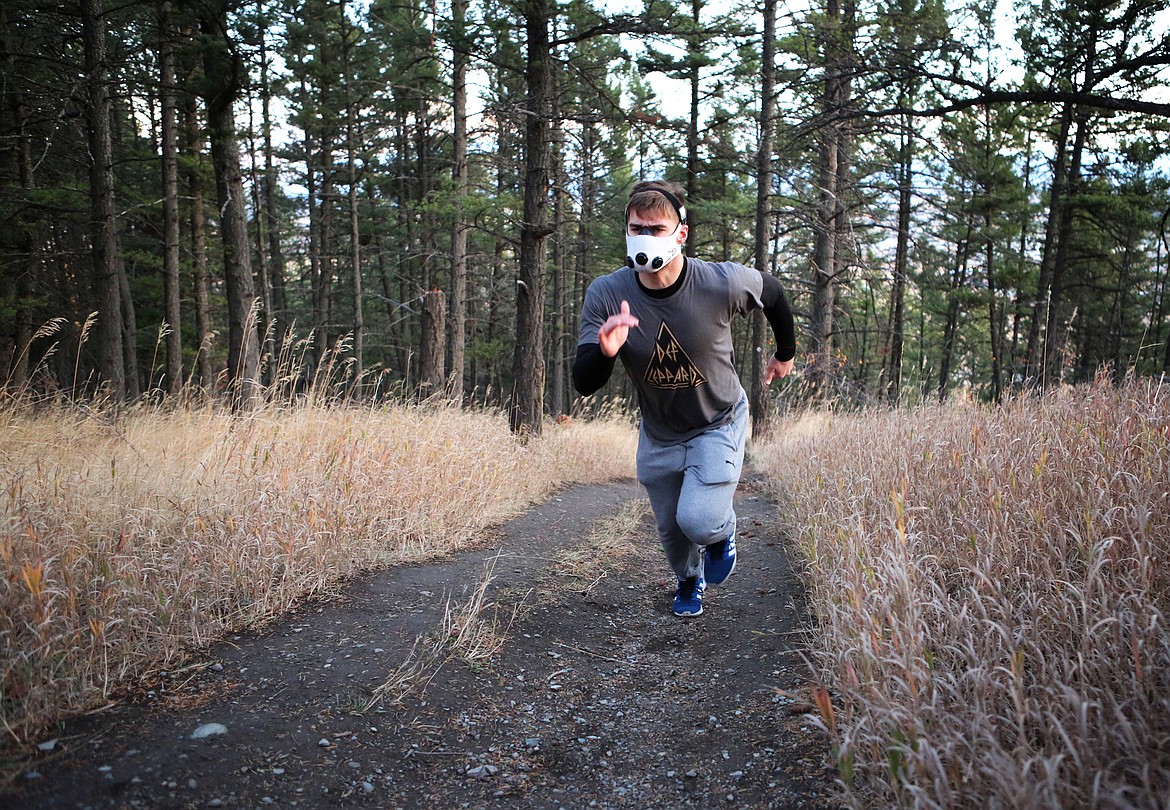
[5,475,837,809]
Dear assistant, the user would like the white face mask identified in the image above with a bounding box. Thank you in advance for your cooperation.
[626,232,682,273]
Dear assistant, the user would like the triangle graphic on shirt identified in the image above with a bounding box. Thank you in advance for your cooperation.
[643,321,707,389]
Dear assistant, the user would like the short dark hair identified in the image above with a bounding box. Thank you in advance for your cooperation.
[627,180,687,225]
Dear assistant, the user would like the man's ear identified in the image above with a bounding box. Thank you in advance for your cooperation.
[677,223,689,244]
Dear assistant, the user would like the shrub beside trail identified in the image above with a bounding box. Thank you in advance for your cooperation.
[756,379,1170,808]
[0,402,635,745]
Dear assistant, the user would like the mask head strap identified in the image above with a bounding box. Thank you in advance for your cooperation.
[626,188,688,227]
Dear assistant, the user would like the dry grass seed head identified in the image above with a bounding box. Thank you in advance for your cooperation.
[755,379,1170,808]
[1,398,636,743]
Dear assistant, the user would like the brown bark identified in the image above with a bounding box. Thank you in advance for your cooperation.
[316,139,336,366]
[809,141,837,393]
[159,0,183,394]
[684,0,701,244]
[448,0,469,402]
[419,289,447,397]
[116,238,140,398]
[750,0,778,437]
[986,220,1003,403]
[510,0,552,435]
[807,0,855,399]
[1024,103,1072,385]
[884,109,913,405]
[246,77,274,383]
[262,93,287,348]
[574,120,597,385]
[301,80,323,369]
[1042,113,1088,387]
[487,117,508,399]
[2,3,37,391]
[937,216,972,402]
[341,0,364,390]
[181,73,213,391]
[82,0,125,401]
[200,2,261,407]
[550,134,568,418]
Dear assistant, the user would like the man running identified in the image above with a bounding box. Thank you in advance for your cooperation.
[573,179,796,617]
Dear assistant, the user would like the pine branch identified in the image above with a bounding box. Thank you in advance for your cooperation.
[865,88,1170,119]
[550,15,670,47]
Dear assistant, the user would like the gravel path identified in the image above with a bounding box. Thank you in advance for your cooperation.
[5,475,838,809]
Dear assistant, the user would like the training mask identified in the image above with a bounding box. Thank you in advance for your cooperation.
[626,232,682,273]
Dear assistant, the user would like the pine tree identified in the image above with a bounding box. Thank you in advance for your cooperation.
[198,0,261,407]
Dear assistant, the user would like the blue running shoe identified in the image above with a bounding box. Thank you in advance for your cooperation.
[705,532,737,585]
[672,575,705,617]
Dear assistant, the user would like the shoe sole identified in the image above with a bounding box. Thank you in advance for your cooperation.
[705,551,736,586]
[672,606,703,618]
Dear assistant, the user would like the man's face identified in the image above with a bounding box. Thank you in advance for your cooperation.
[627,210,687,245]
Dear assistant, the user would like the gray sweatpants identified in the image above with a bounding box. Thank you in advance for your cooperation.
[636,392,748,581]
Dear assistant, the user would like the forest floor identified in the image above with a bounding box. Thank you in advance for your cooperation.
[4,474,839,809]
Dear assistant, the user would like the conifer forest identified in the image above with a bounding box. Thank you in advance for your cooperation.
[2,0,1169,432]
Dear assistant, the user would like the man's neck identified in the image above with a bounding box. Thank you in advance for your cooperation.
[636,254,685,290]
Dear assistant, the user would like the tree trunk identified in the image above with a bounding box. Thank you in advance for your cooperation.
[182,68,213,390]
[419,289,446,397]
[1163,246,1170,371]
[489,227,506,397]
[346,135,364,392]
[808,134,837,395]
[317,138,336,365]
[510,0,552,435]
[107,83,140,398]
[1023,103,1072,386]
[487,96,511,400]
[200,2,261,407]
[159,0,183,395]
[986,223,1003,403]
[550,134,568,418]
[415,83,434,292]
[574,119,597,412]
[82,0,125,402]
[448,0,469,402]
[2,4,37,391]
[9,264,35,391]
[259,1,287,357]
[856,282,877,393]
[370,202,409,379]
[937,217,972,402]
[1042,112,1088,387]
[245,76,273,383]
[750,0,778,437]
[885,106,913,405]
[807,0,855,398]
[302,82,323,371]
[117,211,140,399]
[685,0,701,245]
[342,0,364,391]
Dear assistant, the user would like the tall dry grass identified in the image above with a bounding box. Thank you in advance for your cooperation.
[0,399,635,745]
[756,378,1170,808]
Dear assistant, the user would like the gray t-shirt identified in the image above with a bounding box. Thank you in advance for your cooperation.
[577,258,765,444]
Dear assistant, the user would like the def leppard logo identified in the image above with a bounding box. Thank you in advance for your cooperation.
[644,321,707,389]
